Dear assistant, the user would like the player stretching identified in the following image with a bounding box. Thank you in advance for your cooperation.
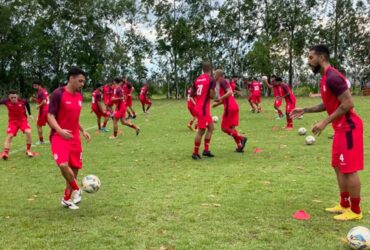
[92,84,110,132]
[291,45,364,221]
[213,70,247,152]
[275,77,296,130]
[32,80,49,144]
[0,90,36,160]
[187,87,197,131]
[122,77,136,119]
[110,78,140,139]
[48,67,91,210]
[139,83,152,113]
[262,75,284,119]
[191,62,216,160]
[250,77,262,113]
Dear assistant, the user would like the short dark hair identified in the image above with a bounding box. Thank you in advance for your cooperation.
[271,74,277,78]
[232,74,238,78]
[275,77,283,82]
[113,77,122,84]
[67,67,86,80]
[202,61,212,72]
[309,44,330,61]
[8,89,18,95]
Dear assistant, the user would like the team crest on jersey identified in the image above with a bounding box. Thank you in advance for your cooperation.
[78,101,82,107]
[339,154,344,163]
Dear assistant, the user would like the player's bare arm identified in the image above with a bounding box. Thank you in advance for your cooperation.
[209,89,216,100]
[290,103,325,119]
[262,79,273,88]
[48,113,73,139]
[25,101,34,120]
[79,124,91,142]
[312,90,353,136]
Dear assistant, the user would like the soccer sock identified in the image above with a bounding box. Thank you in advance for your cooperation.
[146,105,151,111]
[286,114,293,127]
[350,197,361,214]
[103,120,108,128]
[69,179,80,191]
[114,130,118,137]
[39,136,44,142]
[189,120,194,126]
[340,192,350,208]
[223,127,241,146]
[4,148,9,154]
[26,144,31,151]
[194,142,201,155]
[98,120,101,130]
[64,188,72,201]
[204,138,211,151]
[277,109,283,117]
[129,124,137,130]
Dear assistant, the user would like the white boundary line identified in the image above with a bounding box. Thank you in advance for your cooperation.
[8,126,97,155]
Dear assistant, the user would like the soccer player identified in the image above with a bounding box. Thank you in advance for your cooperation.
[32,80,49,144]
[122,77,136,119]
[0,90,36,160]
[48,67,91,210]
[262,75,284,119]
[139,83,152,113]
[213,69,247,152]
[275,77,296,130]
[291,44,364,221]
[103,81,114,115]
[230,75,241,95]
[250,77,262,113]
[187,86,197,131]
[244,78,254,110]
[91,84,110,132]
[190,61,216,160]
[110,78,140,139]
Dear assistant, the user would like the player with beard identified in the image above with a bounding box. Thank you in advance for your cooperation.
[291,45,364,221]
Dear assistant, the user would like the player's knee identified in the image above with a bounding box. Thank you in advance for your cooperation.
[25,129,32,135]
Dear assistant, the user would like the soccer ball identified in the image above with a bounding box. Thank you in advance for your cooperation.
[212,116,219,123]
[347,226,370,249]
[305,135,315,145]
[81,175,101,193]
[262,76,268,81]
[298,127,307,135]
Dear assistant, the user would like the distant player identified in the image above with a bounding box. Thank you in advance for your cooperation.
[122,77,136,119]
[262,75,284,118]
[32,80,49,144]
[190,61,216,160]
[139,83,152,113]
[213,69,247,152]
[110,78,140,139]
[250,77,262,113]
[230,75,241,95]
[187,86,197,131]
[291,45,363,220]
[91,84,110,132]
[275,77,296,130]
[103,81,114,115]
[0,90,36,160]
[244,78,254,110]
[48,67,91,210]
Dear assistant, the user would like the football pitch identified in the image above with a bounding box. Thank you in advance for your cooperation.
[0,97,369,249]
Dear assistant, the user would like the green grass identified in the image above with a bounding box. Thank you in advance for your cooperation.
[1,97,370,249]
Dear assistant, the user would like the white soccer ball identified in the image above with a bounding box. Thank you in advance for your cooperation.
[305,135,316,145]
[212,116,219,123]
[347,226,370,249]
[82,175,101,193]
[298,127,307,135]
[262,76,268,81]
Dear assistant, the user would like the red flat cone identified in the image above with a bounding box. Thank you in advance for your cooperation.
[254,148,263,153]
[32,152,39,157]
[292,210,310,220]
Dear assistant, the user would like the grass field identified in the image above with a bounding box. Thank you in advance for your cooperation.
[0,96,370,249]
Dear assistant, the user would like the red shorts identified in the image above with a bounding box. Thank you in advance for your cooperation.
[196,113,213,129]
[104,97,113,107]
[51,136,82,169]
[113,103,127,119]
[332,127,364,174]
[187,103,196,117]
[222,108,239,128]
[274,98,282,108]
[140,97,152,105]
[92,105,109,118]
[126,96,133,107]
[285,100,296,113]
[37,108,48,127]
[248,95,253,102]
[251,95,261,103]
[7,119,30,136]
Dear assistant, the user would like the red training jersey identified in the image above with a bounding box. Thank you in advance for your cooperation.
[280,83,296,104]
[321,66,362,132]
[48,87,83,139]
[103,85,113,103]
[0,98,30,122]
[251,81,261,96]
[112,85,125,110]
[123,82,133,97]
[92,89,102,108]
[36,88,49,111]
[140,86,148,98]
[272,81,283,97]
[230,80,236,92]
[219,79,239,111]
[192,73,216,116]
